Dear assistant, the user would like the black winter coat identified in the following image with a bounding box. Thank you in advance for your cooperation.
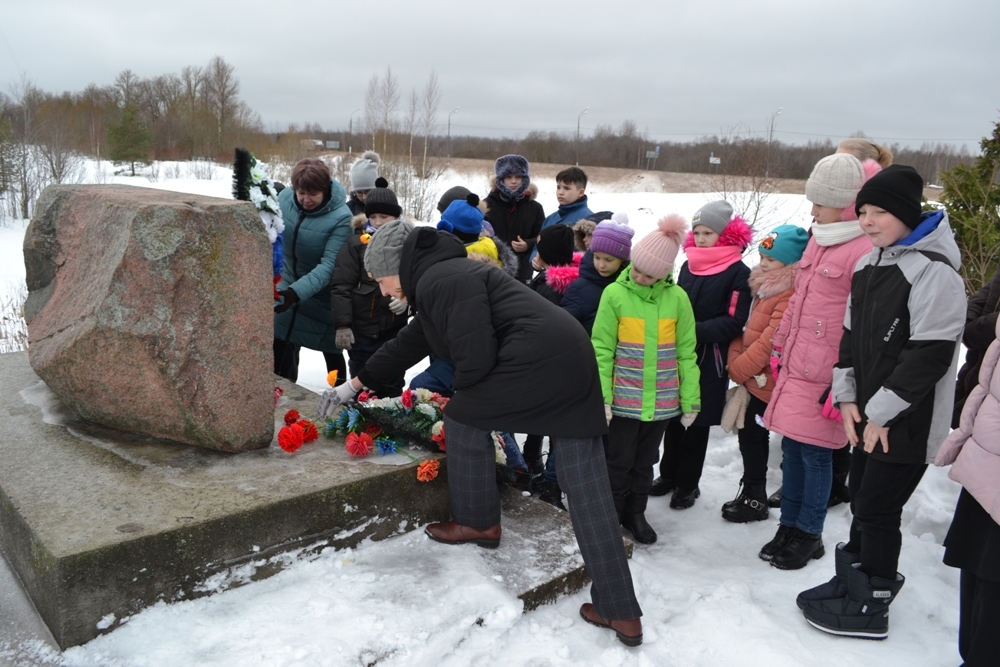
[677,259,751,426]
[484,189,545,283]
[561,250,625,335]
[357,227,607,438]
[954,265,1000,426]
[329,220,408,339]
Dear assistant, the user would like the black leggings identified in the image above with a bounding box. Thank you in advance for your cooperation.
[737,395,770,489]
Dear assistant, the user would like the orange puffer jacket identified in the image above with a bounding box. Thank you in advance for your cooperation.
[727,262,797,403]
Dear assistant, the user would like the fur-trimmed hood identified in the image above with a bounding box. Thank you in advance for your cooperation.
[351,213,367,231]
[683,214,753,250]
[748,261,798,299]
[545,252,583,294]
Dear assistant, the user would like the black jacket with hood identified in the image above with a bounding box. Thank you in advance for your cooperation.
[357,227,606,437]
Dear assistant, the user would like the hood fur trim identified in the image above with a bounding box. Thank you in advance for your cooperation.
[748,261,798,298]
[683,214,753,250]
[545,252,583,293]
[351,213,367,231]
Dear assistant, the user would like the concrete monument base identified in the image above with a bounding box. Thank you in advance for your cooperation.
[0,352,619,650]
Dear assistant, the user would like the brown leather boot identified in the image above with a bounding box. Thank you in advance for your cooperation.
[425,521,501,549]
[579,603,642,646]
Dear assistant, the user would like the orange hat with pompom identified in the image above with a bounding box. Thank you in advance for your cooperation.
[630,214,689,281]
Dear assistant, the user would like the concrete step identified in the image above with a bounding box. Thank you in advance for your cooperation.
[0,352,619,651]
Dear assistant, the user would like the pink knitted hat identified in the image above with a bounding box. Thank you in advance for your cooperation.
[630,214,689,280]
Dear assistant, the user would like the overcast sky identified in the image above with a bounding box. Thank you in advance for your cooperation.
[4,0,999,149]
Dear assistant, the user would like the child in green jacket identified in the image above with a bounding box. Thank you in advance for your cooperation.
[592,215,700,544]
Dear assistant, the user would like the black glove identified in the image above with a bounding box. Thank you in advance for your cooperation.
[274,288,299,313]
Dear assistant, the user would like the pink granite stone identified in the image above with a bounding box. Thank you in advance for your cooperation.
[23,185,274,452]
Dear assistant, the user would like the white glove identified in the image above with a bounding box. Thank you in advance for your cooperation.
[335,328,355,350]
[318,381,359,418]
[388,297,408,316]
[680,412,698,428]
[605,403,613,424]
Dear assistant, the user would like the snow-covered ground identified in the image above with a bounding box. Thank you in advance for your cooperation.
[0,160,962,666]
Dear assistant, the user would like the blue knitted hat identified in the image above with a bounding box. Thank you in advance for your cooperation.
[758,224,809,266]
[437,194,484,237]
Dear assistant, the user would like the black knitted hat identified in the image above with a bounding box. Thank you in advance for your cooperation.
[855,165,924,229]
[536,224,575,267]
[364,177,402,218]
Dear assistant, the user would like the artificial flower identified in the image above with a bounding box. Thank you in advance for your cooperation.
[273,385,284,407]
[345,431,374,457]
[327,370,339,387]
[431,423,446,452]
[376,438,397,455]
[278,423,304,453]
[283,409,301,426]
[299,419,319,443]
[357,390,371,403]
[364,422,382,437]
[401,389,414,410]
[360,233,371,244]
[416,459,440,482]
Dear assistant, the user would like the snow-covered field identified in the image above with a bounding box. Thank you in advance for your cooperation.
[0,160,962,666]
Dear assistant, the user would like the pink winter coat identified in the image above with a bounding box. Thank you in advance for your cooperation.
[763,233,872,448]
[936,316,1000,524]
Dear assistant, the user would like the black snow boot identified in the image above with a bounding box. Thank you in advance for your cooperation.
[767,487,782,508]
[759,524,795,562]
[669,486,700,510]
[538,480,566,511]
[721,479,744,512]
[623,495,657,544]
[796,543,861,609]
[802,565,905,640]
[649,476,674,497]
[722,483,768,523]
[770,528,825,570]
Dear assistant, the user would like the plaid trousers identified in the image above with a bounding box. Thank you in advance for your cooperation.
[444,415,642,620]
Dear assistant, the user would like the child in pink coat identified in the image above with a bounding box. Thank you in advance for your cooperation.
[758,153,880,571]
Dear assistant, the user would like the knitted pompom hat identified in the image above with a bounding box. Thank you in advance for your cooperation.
[631,215,689,281]
[590,212,635,261]
[350,151,380,192]
[437,193,485,240]
[805,153,865,209]
[364,177,402,218]
[364,218,415,278]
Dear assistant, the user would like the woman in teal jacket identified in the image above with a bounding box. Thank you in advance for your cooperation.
[273,158,353,382]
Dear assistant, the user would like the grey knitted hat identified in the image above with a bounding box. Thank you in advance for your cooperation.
[691,200,734,235]
[805,153,865,208]
[364,218,415,278]
[350,151,380,192]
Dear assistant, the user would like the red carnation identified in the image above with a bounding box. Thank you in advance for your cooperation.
[278,423,305,453]
[283,409,301,426]
[273,276,282,300]
[299,419,319,443]
[274,386,284,407]
[416,459,440,482]
[346,431,374,457]
[401,389,414,410]
[432,425,446,452]
[357,390,371,403]
[364,422,382,437]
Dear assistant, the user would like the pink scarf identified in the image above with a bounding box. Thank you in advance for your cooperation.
[685,245,744,276]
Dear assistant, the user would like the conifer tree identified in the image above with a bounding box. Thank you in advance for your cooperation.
[108,104,152,176]
[940,120,1000,294]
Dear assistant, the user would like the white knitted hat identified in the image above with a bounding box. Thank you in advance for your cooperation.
[805,153,865,208]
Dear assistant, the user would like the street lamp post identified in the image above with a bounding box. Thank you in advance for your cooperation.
[576,107,589,166]
[349,108,361,154]
[765,107,782,183]
[447,107,461,159]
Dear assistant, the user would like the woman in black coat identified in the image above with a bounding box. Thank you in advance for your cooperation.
[319,220,644,646]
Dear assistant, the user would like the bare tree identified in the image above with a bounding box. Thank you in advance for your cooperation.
[363,74,380,151]
[377,67,400,156]
[710,123,781,248]
[420,71,440,179]
[205,56,240,154]
[113,69,141,108]
[405,89,418,166]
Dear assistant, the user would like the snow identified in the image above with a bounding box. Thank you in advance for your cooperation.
[0,160,962,666]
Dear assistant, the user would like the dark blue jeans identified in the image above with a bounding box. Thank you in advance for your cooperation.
[779,437,833,535]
